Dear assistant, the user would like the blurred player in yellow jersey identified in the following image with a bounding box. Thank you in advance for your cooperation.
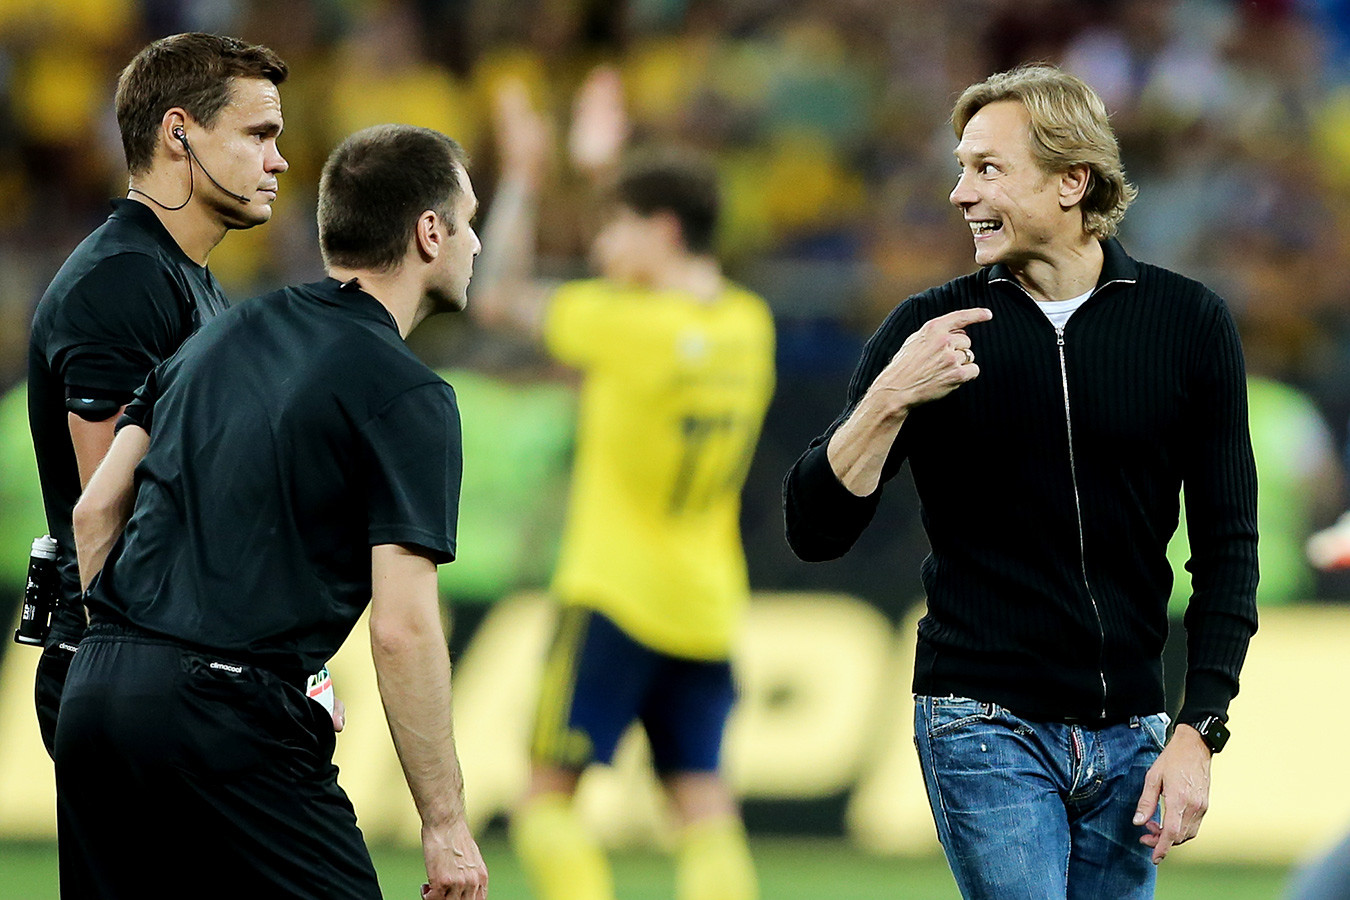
[471,68,773,900]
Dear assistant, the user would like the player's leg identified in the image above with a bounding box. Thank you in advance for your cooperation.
[1064,715,1166,900]
[511,607,655,900]
[913,695,1073,900]
[646,654,758,900]
[662,772,758,900]
[512,764,610,900]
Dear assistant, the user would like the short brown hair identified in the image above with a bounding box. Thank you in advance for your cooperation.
[952,64,1136,239]
[318,125,469,271]
[615,149,721,255]
[115,33,287,175]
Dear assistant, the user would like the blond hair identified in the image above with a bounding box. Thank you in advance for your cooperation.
[952,64,1136,239]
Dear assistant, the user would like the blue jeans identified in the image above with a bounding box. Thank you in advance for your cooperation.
[914,695,1169,900]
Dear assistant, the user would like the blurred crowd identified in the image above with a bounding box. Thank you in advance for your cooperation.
[4,0,1350,607]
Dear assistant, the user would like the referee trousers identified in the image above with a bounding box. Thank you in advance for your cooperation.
[54,625,380,900]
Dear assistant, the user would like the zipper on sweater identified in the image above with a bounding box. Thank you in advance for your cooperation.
[1056,326,1108,719]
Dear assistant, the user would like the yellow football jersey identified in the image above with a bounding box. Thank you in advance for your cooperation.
[543,278,776,659]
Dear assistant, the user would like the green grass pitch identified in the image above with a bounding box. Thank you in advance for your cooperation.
[0,835,1294,899]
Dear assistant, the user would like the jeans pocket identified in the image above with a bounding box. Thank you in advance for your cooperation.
[927,696,999,738]
[1137,712,1169,753]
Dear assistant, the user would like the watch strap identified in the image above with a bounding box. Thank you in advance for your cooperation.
[1187,715,1230,754]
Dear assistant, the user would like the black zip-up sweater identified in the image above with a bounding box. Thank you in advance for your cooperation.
[784,239,1258,726]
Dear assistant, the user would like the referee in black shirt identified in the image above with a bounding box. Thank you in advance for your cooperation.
[25,32,289,755]
[58,125,487,899]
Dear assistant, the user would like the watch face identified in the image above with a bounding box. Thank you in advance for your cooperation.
[1199,717,1230,753]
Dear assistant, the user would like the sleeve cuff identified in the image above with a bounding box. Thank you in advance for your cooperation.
[369,527,456,565]
[793,439,881,515]
[783,439,883,561]
[116,407,149,434]
[1177,669,1237,725]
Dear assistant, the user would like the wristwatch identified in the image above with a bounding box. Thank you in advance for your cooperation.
[1186,715,1231,754]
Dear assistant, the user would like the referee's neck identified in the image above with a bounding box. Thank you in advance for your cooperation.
[125,191,228,267]
[326,265,420,338]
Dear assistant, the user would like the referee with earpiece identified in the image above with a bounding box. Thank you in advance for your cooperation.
[57,124,487,900]
[25,32,292,757]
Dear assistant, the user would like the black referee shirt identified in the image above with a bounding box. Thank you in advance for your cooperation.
[86,277,462,679]
[28,199,229,607]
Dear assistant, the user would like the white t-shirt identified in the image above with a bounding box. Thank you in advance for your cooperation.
[1037,288,1093,330]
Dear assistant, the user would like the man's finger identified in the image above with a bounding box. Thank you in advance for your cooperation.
[1153,800,1184,863]
[927,307,993,334]
[954,362,980,382]
[1133,768,1161,826]
[331,696,346,733]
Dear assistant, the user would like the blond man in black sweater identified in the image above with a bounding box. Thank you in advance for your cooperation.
[785,64,1257,900]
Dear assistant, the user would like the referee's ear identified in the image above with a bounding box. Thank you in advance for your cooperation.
[414,209,442,262]
[154,108,194,167]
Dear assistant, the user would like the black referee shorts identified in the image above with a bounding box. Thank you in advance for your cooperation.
[34,599,87,758]
[54,624,380,900]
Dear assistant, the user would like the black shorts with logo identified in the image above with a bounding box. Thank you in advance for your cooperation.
[34,599,86,759]
[54,622,379,900]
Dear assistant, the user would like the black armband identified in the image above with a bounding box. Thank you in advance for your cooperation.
[65,386,130,422]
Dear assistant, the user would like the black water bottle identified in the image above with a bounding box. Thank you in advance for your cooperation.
[14,535,58,646]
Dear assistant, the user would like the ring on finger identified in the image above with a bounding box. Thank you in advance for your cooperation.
[961,347,975,365]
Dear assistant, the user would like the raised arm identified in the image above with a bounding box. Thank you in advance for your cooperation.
[567,65,628,184]
[472,66,631,338]
[827,307,991,496]
[72,423,149,591]
[469,78,555,337]
[369,542,487,899]
[784,306,990,561]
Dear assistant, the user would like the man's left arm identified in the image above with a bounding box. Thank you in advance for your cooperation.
[72,423,149,591]
[69,364,165,591]
[370,543,486,899]
[1135,300,1259,863]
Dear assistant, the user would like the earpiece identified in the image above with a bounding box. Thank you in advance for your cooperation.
[170,125,252,204]
[134,122,251,206]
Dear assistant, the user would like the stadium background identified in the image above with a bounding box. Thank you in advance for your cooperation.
[2,0,1350,896]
